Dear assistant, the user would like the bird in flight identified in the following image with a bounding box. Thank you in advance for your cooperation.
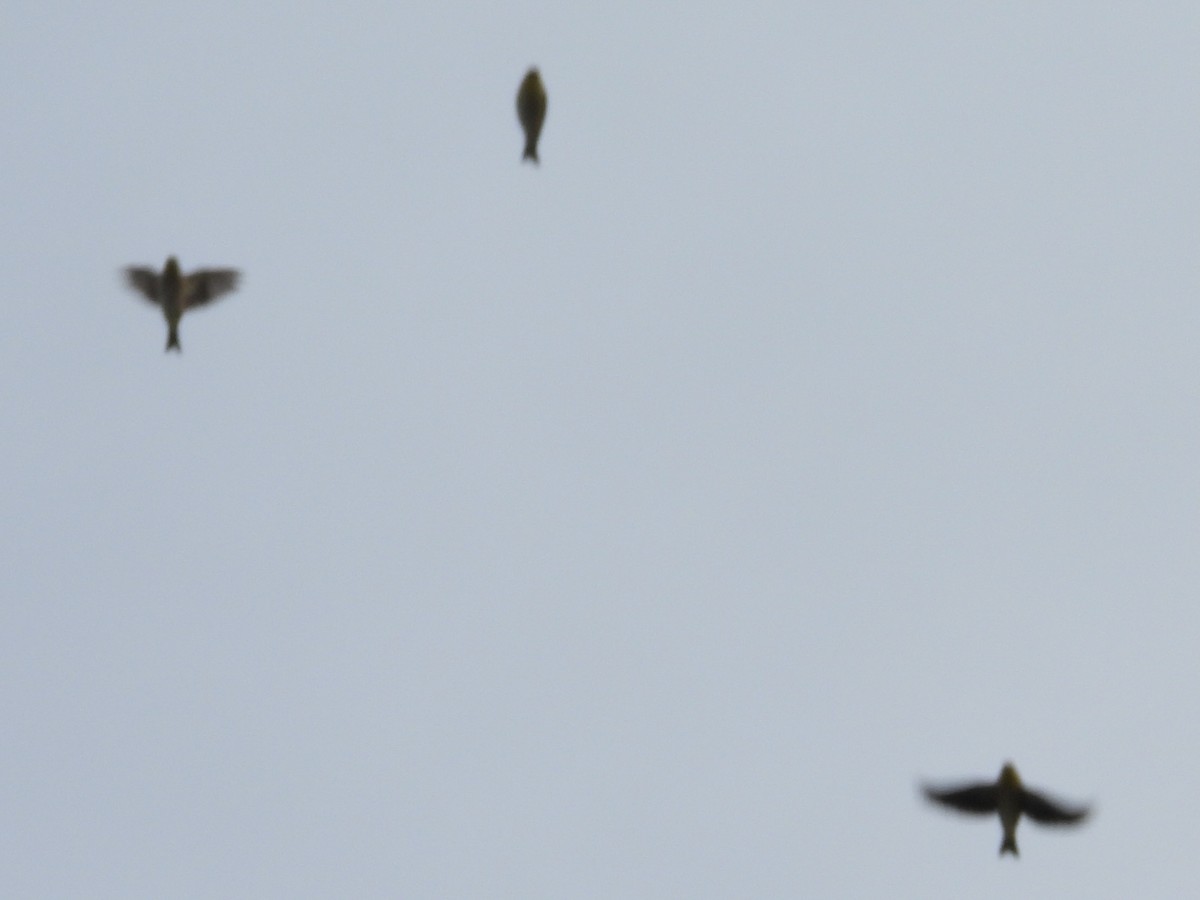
[516,67,547,164]
[922,761,1090,857]
[123,256,240,352]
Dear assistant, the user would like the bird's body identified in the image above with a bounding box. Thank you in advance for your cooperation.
[516,68,547,164]
[922,762,1089,857]
[995,766,1023,856]
[123,256,240,351]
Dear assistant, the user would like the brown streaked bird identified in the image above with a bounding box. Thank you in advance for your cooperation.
[922,762,1090,857]
[516,67,547,164]
[123,256,240,352]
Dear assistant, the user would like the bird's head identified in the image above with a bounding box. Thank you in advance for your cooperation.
[999,762,1022,789]
[164,256,181,278]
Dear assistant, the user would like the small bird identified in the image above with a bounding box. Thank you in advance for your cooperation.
[123,256,240,352]
[516,67,547,164]
[922,762,1090,857]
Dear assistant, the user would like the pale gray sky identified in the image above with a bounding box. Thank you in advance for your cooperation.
[3,3,1198,897]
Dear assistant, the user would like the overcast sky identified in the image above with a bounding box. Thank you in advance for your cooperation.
[3,3,1198,897]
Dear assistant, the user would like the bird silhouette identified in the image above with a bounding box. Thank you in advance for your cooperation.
[516,68,547,164]
[124,256,240,352]
[922,762,1090,856]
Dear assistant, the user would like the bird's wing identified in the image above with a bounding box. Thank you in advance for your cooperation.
[185,269,240,307]
[923,783,999,815]
[124,267,162,304]
[1021,789,1090,825]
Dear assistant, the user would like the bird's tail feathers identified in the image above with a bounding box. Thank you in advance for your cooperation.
[999,836,1019,857]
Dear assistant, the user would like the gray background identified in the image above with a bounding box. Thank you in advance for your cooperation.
[3,3,1197,896]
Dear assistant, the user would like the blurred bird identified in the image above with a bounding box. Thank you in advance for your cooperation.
[922,762,1090,857]
[516,67,547,164]
[123,256,240,352]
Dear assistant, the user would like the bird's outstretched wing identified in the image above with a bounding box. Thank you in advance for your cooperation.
[186,269,240,307]
[124,267,161,304]
[1021,789,1089,825]
[923,783,998,815]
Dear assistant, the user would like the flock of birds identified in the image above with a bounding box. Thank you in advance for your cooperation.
[120,67,549,353]
[119,64,1094,860]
